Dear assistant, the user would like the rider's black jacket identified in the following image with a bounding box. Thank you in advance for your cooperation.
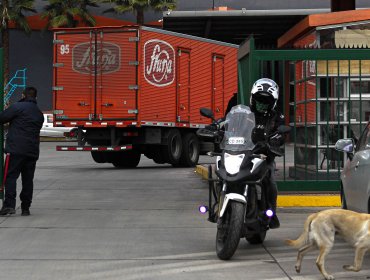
[251,110,285,162]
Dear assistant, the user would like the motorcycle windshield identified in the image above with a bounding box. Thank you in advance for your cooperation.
[221,105,256,152]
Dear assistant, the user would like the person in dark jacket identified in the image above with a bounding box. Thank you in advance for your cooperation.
[0,87,44,216]
[225,92,238,116]
[249,78,285,229]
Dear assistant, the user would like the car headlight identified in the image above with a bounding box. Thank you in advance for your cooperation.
[224,153,245,175]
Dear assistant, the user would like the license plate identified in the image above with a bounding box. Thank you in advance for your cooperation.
[228,137,244,145]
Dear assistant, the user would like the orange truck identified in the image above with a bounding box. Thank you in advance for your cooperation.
[53,26,238,167]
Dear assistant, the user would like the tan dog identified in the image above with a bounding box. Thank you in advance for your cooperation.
[286,209,370,280]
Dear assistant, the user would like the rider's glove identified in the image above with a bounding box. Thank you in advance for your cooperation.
[255,141,268,155]
[269,133,283,147]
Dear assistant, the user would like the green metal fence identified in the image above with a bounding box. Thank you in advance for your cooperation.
[238,37,370,192]
[0,48,3,199]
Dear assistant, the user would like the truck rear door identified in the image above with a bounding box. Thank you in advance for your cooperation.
[96,30,138,120]
[54,30,94,120]
[53,28,138,121]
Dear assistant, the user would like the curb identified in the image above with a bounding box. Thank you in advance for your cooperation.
[195,165,341,207]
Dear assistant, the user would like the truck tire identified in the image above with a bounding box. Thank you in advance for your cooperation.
[111,150,141,168]
[91,151,107,163]
[152,147,166,164]
[161,129,182,166]
[178,133,200,167]
[216,201,244,260]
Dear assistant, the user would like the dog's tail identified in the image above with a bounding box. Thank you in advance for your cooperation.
[285,212,318,248]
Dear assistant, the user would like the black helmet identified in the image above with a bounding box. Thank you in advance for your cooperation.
[250,78,279,114]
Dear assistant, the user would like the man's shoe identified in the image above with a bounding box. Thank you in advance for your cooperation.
[269,215,280,229]
[0,207,15,216]
[21,209,30,216]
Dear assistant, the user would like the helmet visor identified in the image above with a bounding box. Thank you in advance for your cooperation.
[255,100,270,113]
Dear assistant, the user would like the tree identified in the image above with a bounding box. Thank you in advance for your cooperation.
[0,0,36,86]
[41,0,99,29]
[101,0,176,25]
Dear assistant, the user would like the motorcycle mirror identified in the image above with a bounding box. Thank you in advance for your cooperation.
[200,108,215,120]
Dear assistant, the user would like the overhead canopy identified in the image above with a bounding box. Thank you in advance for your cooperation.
[335,29,370,48]
[163,9,330,47]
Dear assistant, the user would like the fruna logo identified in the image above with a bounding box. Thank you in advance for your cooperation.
[144,39,175,87]
[72,42,121,75]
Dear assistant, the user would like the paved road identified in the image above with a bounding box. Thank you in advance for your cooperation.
[0,142,369,280]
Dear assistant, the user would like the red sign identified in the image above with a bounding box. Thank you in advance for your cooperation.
[144,39,175,87]
[72,42,121,75]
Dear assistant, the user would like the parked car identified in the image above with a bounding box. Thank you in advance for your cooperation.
[41,113,78,138]
[335,122,370,213]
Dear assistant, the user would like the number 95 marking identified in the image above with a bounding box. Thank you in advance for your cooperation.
[60,44,70,55]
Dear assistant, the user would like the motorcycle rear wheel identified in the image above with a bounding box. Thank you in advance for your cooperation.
[245,230,267,244]
[216,201,244,260]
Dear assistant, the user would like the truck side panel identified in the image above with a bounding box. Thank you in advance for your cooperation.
[213,55,225,120]
[177,49,191,123]
[139,28,238,126]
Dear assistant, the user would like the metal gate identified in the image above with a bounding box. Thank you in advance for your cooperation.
[238,37,370,191]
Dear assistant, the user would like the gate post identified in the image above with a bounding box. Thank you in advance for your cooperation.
[237,36,259,105]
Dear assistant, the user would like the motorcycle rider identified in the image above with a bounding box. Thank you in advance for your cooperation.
[249,78,285,229]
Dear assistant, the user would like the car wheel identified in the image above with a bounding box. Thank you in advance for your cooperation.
[340,184,347,210]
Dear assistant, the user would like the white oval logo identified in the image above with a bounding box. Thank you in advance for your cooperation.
[144,39,175,87]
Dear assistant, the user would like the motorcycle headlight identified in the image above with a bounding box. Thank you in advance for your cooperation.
[224,153,245,175]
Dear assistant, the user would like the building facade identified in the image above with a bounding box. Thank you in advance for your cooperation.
[2,0,370,110]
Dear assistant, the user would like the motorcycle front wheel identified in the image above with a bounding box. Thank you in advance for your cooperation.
[216,201,244,260]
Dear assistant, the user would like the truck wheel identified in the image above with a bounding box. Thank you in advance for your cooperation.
[91,151,106,163]
[112,150,141,168]
[161,129,182,165]
[178,133,200,167]
[152,147,166,164]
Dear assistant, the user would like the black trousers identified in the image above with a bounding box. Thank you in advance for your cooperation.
[266,161,278,211]
[3,154,37,209]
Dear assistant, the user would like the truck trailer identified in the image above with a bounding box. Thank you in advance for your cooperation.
[53,26,238,168]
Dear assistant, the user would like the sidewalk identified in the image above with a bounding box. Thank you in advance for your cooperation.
[195,164,341,207]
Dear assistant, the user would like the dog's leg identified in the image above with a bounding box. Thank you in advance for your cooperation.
[316,245,335,280]
[343,247,368,272]
[295,243,315,273]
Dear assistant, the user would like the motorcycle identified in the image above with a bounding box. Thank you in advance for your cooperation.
[197,104,290,260]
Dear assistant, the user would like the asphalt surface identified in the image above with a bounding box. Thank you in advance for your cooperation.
[0,142,369,280]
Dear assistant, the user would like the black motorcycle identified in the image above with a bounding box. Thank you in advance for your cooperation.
[197,104,290,260]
